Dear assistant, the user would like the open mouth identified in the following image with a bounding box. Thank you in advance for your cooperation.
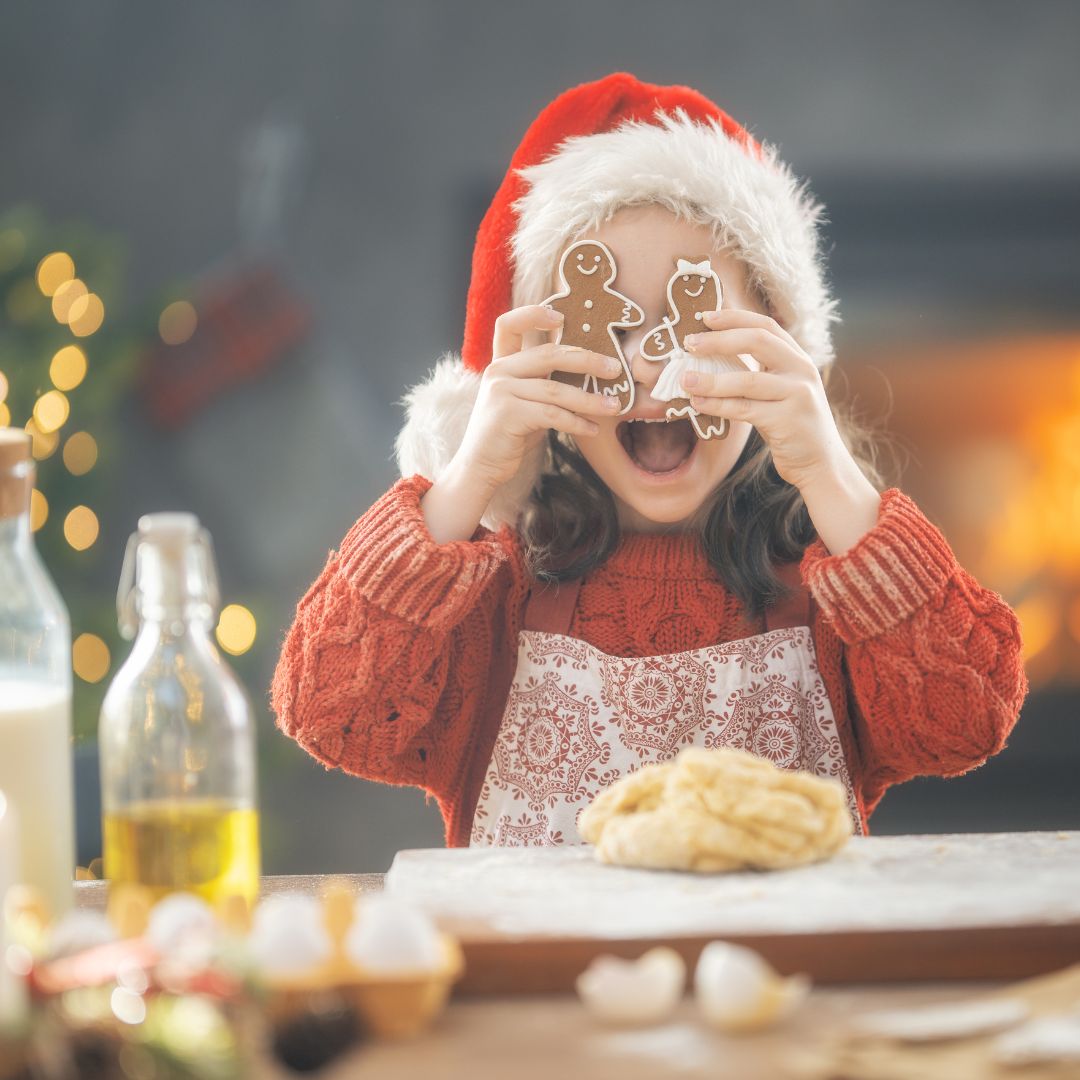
[616,416,697,475]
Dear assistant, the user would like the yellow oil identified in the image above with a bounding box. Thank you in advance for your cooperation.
[103,799,260,906]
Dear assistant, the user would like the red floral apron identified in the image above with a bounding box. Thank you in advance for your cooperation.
[470,563,861,847]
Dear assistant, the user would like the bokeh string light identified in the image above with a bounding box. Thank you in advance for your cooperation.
[51,277,87,323]
[35,251,75,296]
[216,604,257,656]
[50,345,87,391]
[29,488,48,532]
[72,633,111,684]
[33,389,70,433]
[159,299,197,345]
[25,418,59,461]
[63,505,100,551]
[62,431,98,476]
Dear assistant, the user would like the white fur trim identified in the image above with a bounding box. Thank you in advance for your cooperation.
[511,110,838,367]
[394,355,544,531]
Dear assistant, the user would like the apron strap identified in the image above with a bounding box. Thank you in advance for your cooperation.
[524,560,810,637]
[523,577,583,637]
[765,561,811,631]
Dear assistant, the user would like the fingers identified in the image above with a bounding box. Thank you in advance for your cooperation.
[687,314,815,375]
[512,377,623,419]
[492,305,563,360]
[699,308,802,352]
[688,394,768,424]
[494,340,623,382]
[519,399,601,439]
[679,368,787,402]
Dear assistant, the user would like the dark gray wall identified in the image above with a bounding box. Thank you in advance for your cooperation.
[3,1,1078,871]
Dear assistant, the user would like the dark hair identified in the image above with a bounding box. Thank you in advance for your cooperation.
[520,367,893,618]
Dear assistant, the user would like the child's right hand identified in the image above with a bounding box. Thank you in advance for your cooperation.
[452,305,624,491]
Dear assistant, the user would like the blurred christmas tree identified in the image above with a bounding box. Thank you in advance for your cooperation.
[0,204,139,739]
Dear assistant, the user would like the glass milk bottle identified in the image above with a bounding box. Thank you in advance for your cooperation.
[99,513,260,906]
[0,430,75,920]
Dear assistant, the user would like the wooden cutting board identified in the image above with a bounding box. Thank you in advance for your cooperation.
[385,831,1080,994]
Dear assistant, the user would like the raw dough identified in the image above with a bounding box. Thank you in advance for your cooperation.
[578,747,853,872]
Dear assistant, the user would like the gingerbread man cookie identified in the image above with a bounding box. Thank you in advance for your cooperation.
[640,257,749,440]
[542,240,644,414]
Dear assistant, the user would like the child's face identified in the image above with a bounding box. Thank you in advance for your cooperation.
[567,205,764,532]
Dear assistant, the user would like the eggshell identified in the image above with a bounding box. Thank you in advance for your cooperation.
[576,947,686,1025]
[694,941,809,1032]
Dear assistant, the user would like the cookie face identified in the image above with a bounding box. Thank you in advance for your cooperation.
[669,260,721,345]
[639,256,732,441]
[541,240,644,414]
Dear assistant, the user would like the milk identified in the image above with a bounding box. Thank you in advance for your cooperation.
[0,681,74,919]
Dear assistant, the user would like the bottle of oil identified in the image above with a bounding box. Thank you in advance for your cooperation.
[98,514,260,906]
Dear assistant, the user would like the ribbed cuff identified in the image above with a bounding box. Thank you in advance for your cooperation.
[337,474,511,630]
[801,488,957,642]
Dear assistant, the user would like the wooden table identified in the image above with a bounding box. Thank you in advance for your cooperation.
[74,874,1048,1079]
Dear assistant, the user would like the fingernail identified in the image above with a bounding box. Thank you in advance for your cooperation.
[685,334,700,349]
[702,310,721,321]
[682,372,699,388]
[605,357,621,372]
[603,396,620,409]
[546,307,563,322]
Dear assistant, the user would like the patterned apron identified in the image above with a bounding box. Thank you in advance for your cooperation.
[470,563,862,847]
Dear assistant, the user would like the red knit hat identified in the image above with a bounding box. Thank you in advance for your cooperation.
[397,73,836,529]
[461,73,763,372]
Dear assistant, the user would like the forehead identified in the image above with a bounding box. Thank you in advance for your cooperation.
[585,204,752,305]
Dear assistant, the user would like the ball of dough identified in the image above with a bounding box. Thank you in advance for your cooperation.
[578,747,852,872]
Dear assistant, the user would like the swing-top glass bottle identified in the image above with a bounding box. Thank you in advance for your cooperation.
[98,513,260,906]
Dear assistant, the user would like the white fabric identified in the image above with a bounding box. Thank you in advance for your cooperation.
[649,347,748,404]
[470,626,861,848]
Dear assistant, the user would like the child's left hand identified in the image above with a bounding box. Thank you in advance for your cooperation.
[680,309,849,492]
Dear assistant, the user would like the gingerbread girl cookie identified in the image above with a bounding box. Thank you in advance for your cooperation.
[542,240,644,414]
[640,257,749,440]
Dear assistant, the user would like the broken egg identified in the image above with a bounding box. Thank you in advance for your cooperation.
[694,942,809,1032]
[576,947,686,1025]
[345,895,443,974]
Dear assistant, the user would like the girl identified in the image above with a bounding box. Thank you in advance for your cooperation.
[271,74,1027,847]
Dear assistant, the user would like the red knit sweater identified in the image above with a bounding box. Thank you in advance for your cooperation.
[270,475,1028,845]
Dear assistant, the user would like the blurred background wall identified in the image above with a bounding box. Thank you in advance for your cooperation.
[1,0,1077,873]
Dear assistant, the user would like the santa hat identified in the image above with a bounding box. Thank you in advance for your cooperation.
[397,72,837,530]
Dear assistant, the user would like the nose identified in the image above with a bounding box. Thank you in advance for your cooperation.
[623,327,665,394]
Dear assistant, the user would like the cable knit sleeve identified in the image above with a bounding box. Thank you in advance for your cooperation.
[800,488,1029,806]
[269,473,524,796]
